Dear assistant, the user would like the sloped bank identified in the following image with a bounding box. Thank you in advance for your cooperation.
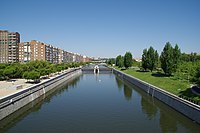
[0,68,82,121]
[113,68,200,124]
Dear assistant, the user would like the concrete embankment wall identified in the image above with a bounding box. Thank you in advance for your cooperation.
[0,68,82,121]
[113,68,200,124]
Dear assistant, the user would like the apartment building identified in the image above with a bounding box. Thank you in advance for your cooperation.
[63,51,74,63]
[29,40,45,61]
[58,49,63,64]
[19,42,31,63]
[53,47,59,64]
[0,30,20,63]
[45,44,53,63]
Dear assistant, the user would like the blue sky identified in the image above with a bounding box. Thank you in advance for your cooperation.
[1,0,200,58]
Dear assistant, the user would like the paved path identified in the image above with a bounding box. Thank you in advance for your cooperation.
[0,69,73,99]
[0,79,33,98]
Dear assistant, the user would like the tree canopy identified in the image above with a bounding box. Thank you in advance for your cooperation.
[141,46,159,72]
[0,61,85,81]
[116,55,124,68]
[124,52,133,69]
[160,42,174,76]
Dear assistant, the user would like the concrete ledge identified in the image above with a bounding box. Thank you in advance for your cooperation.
[113,68,200,124]
[0,68,82,120]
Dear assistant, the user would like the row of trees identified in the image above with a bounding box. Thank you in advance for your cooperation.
[140,42,200,86]
[0,60,86,82]
[141,42,181,75]
[115,52,133,68]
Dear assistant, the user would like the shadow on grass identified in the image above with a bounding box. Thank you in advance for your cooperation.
[179,88,200,100]
[151,72,169,77]
[136,70,150,72]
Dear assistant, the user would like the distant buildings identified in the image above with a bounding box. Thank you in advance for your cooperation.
[0,30,92,64]
[0,30,20,63]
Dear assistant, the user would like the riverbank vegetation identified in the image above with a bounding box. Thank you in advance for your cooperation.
[0,60,86,82]
[113,42,200,103]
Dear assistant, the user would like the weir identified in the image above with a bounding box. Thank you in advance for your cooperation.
[81,64,112,73]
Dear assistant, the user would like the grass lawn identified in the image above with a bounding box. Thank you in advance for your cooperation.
[115,67,200,102]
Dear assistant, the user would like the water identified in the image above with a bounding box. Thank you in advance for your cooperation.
[1,73,200,133]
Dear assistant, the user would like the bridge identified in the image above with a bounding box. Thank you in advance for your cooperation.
[81,64,112,74]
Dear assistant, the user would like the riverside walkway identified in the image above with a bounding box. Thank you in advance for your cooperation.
[0,69,72,99]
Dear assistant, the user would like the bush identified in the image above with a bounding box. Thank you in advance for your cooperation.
[23,71,40,82]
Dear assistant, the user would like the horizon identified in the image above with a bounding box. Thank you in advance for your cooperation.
[1,0,200,58]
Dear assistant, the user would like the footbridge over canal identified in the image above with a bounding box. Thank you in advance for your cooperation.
[81,64,112,73]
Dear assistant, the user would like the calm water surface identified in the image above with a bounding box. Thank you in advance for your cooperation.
[1,73,200,133]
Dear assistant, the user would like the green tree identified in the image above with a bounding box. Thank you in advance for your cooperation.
[107,58,116,66]
[154,50,159,69]
[23,71,40,82]
[173,44,181,72]
[180,53,190,62]
[147,46,156,72]
[3,66,16,79]
[160,42,174,76]
[195,65,200,86]
[0,69,5,80]
[142,49,148,71]
[116,55,124,68]
[124,52,133,69]
[190,52,197,62]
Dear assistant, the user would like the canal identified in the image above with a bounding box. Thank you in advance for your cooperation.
[1,73,200,133]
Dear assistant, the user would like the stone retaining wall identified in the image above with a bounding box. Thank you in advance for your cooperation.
[113,68,200,124]
[0,68,82,120]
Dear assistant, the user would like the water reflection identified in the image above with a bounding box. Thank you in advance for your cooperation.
[115,76,132,100]
[0,76,81,132]
[160,110,177,133]
[115,76,200,133]
[115,76,123,91]
[141,96,158,120]
[123,84,132,100]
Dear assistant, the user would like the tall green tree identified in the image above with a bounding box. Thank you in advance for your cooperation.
[154,50,159,69]
[124,52,133,69]
[116,55,124,68]
[173,44,181,72]
[160,42,174,76]
[142,49,148,71]
[147,46,156,72]
[142,47,159,71]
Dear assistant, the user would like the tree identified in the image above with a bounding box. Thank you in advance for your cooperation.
[116,55,124,68]
[160,42,174,76]
[173,44,181,72]
[195,65,200,86]
[0,69,5,80]
[190,52,197,62]
[23,71,40,82]
[124,52,133,69]
[107,58,115,66]
[3,66,16,79]
[154,50,159,69]
[142,47,159,71]
[142,49,148,71]
[147,46,156,72]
